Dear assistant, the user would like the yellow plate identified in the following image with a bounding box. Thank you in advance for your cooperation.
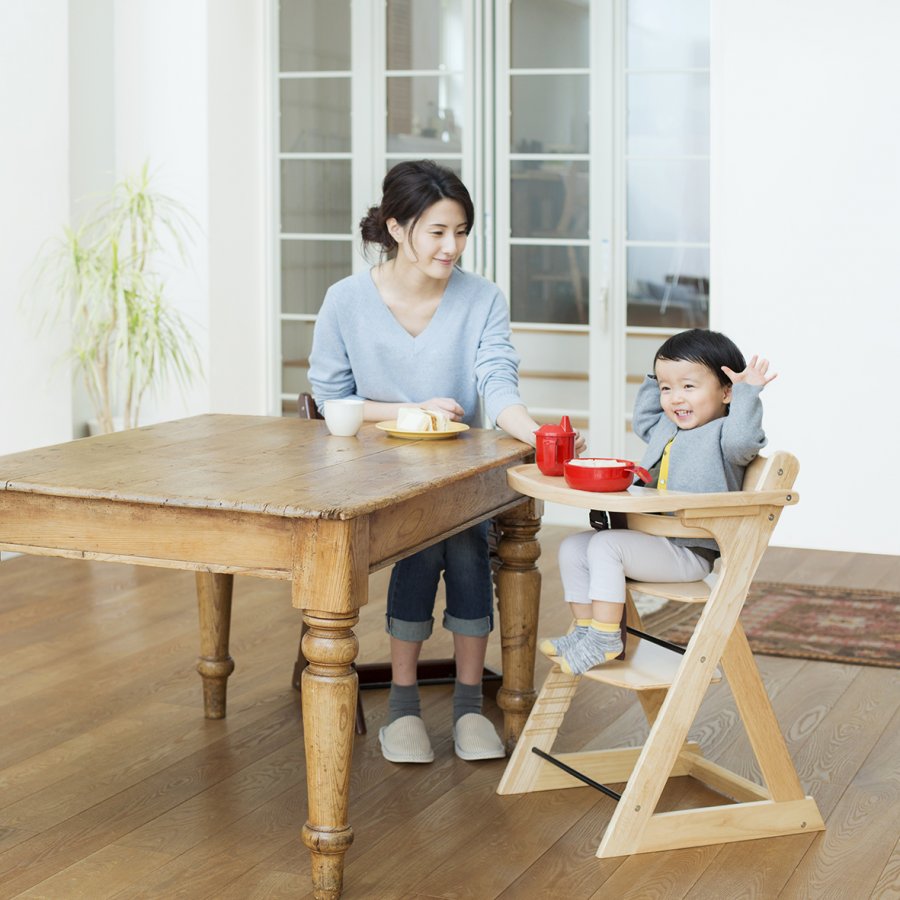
[375,420,469,440]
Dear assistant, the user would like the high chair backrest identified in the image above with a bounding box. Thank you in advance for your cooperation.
[742,450,799,494]
[623,450,799,542]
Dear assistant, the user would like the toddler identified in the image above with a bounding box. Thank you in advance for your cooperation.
[540,328,776,675]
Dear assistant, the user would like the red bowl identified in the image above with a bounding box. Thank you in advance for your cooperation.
[563,458,651,492]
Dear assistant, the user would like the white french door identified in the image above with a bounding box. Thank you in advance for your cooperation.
[274,0,710,464]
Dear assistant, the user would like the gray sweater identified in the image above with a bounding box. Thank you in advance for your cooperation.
[632,375,767,551]
[308,268,523,426]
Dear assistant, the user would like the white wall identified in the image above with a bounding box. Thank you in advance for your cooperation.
[712,1,900,554]
[112,0,211,427]
[1,0,269,458]
[0,1,73,457]
[207,0,270,415]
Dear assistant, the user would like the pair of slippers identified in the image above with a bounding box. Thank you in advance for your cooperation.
[379,713,505,764]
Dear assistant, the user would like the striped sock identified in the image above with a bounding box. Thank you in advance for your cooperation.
[559,619,623,675]
[539,618,592,658]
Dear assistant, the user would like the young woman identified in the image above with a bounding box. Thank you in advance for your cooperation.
[309,161,580,764]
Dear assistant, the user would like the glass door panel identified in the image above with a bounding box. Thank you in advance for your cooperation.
[280,160,353,233]
[626,0,710,69]
[511,160,589,239]
[280,0,351,70]
[387,0,465,70]
[280,79,351,152]
[510,0,590,68]
[502,0,592,435]
[626,245,709,329]
[510,245,589,326]
[281,241,353,317]
[624,0,710,457]
[510,75,590,154]
[386,75,464,154]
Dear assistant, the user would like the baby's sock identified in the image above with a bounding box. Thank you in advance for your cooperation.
[559,619,624,675]
[453,680,483,725]
[387,682,421,725]
[539,618,592,658]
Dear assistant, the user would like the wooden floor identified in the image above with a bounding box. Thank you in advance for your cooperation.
[1,528,898,899]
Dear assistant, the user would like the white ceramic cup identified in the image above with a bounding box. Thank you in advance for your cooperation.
[323,398,365,437]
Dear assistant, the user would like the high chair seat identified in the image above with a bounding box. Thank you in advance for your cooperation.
[498,451,825,858]
[627,579,711,603]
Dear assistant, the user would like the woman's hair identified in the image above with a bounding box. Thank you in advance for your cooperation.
[359,160,475,258]
[654,328,746,388]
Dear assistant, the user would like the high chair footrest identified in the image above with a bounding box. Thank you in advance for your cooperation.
[572,637,722,690]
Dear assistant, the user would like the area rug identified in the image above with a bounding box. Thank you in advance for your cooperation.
[640,582,900,669]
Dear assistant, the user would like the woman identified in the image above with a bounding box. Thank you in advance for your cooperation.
[309,160,575,764]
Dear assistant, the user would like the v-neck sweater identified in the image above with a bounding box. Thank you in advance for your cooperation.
[308,267,523,426]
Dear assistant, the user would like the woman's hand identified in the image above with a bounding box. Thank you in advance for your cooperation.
[416,397,466,421]
[574,431,587,455]
[722,355,778,388]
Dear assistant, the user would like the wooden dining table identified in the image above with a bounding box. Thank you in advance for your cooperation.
[0,414,542,899]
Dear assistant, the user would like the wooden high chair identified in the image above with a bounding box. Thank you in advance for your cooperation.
[498,451,825,857]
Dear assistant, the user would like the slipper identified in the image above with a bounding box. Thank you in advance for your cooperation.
[378,715,434,764]
[453,713,506,761]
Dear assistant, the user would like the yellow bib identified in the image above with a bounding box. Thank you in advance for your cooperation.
[657,437,675,492]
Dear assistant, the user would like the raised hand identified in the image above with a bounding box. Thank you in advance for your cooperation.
[721,355,778,388]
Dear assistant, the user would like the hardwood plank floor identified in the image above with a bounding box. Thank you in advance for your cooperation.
[0,528,898,899]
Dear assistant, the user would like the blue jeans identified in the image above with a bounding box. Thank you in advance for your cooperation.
[386,521,493,641]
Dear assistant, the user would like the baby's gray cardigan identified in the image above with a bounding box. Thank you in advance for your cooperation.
[632,376,767,552]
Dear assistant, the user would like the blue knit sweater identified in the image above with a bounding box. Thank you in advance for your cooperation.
[308,268,523,426]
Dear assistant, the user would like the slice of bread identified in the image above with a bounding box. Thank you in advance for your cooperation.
[396,407,451,432]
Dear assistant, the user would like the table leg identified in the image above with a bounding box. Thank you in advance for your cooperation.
[195,572,235,719]
[300,609,359,900]
[494,499,542,750]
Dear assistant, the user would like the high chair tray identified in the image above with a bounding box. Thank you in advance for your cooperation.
[507,464,797,513]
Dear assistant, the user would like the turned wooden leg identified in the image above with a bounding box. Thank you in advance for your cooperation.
[494,498,543,750]
[195,572,235,719]
[301,609,360,900]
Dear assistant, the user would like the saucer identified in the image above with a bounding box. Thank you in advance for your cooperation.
[375,420,469,440]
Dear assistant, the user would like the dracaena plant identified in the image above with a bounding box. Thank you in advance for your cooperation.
[36,163,201,434]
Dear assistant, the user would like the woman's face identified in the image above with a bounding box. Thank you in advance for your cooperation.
[390,198,468,280]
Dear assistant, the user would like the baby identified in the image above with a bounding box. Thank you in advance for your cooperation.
[541,328,776,675]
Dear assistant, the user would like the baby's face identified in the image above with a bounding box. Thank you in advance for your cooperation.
[655,358,731,430]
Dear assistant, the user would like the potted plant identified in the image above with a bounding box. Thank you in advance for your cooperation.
[35,163,201,434]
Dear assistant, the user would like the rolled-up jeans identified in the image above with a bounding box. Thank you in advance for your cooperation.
[386,521,493,641]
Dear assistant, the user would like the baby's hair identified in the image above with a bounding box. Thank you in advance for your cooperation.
[359,160,475,259]
[654,328,746,388]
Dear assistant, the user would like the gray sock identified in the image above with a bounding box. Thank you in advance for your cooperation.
[540,624,591,658]
[453,680,483,725]
[560,627,624,676]
[387,682,421,725]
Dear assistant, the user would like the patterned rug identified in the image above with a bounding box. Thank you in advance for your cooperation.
[641,582,900,669]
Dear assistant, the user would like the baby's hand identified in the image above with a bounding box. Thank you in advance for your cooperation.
[420,397,465,421]
[722,355,778,388]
